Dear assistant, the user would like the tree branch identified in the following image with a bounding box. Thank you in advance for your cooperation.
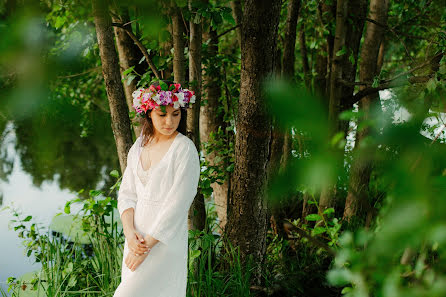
[283,220,336,256]
[216,24,241,39]
[343,75,433,108]
[57,66,102,79]
[341,52,444,107]
[111,22,161,79]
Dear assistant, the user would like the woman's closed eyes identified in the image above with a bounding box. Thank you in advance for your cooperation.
[159,113,180,117]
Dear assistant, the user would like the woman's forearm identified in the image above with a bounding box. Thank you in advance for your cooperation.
[121,208,135,238]
[144,234,160,248]
[122,208,159,247]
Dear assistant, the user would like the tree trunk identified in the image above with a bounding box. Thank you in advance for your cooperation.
[112,8,146,138]
[187,0,206,231]
[200,28,229,233]
[92,0,133,173]
[299,25,311,89]
[339,0,368,137]
[230,0,243,48]
[282,0,300,78]
[343,0,389,222]
[224,0,281,286]
[322,1,336,99]
[171,1,187,85]
[319,0,349,213]
[270,0,300,238]
[161,22,173,80]
[314,1,335,122]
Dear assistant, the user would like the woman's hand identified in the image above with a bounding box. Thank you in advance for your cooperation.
[125,229,151,256]
[125,252,149,272]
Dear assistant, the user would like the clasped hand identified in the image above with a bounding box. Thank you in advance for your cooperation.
[125,229,151,272]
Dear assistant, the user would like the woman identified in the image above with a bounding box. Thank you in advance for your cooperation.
[113,81,200,297]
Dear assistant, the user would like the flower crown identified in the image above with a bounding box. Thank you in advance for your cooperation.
[132,82,196,116]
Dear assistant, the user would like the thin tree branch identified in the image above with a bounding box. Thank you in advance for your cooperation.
[111,22,161,79]
[343,75,433,108]
[57,66,102,79]
[340,52,443,91]
[283,220,336,256]
[216,24,241,39]
[383,52,442,83]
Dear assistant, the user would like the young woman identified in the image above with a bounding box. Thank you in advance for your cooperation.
[113,82,200,297]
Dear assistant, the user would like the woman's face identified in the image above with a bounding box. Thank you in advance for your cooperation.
[149,105,181,136]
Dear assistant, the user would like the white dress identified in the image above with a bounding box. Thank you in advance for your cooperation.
[113,132,200,297]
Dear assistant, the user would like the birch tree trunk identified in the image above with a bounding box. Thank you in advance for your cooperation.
[92,0,133,173]
[224,0,281,286]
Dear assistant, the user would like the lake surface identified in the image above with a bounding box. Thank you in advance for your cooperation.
[0,110,119,295]
[0,124,79,293]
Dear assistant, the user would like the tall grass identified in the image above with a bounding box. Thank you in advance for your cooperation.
[186,203,256,297]
[5,192,124,296]
[6,196,262,297]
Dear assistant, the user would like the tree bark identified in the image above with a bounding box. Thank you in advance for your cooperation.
[187,0,206,232]
[299,25,311,89]
[112,7,146,138]
[160,23,173,80]
[319,0,349,213]
[230,0,243,48]
[171,1,187,85]
[339,0,368,141]
[92,0,133,173]
[270,0,300,238]
[314,1,335,120]
[282,0,300,78]
[343,0,389,222]
[200,28,229,232]
[224,0,281,286]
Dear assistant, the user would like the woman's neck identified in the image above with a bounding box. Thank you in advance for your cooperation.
[150,130,178,144]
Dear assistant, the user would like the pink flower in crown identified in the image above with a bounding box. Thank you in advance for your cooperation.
[158,90,172,105]
[170,83,181,93]
[149,85,161,93]
[148,100,158,110]
[141,91,153,104]
[183,90,194,103]
[141,102,150,113]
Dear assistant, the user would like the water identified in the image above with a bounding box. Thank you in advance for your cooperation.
[0,117,119,295]
[0,126,78,293]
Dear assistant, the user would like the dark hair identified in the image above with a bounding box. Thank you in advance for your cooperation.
[139,80,187,147]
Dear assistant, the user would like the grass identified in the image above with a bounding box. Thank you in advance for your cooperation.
[5,195,338,297]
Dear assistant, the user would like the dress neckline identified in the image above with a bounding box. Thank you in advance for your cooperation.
[138,132,181,173]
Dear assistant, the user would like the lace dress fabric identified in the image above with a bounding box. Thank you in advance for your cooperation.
[137,148,152,186]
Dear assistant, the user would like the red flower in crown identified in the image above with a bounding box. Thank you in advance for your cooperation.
[149,85,161,92]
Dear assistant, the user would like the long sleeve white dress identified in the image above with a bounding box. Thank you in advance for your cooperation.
[113,132,200,297]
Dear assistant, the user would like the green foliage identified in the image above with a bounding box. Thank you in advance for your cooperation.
[199,126,234,198]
